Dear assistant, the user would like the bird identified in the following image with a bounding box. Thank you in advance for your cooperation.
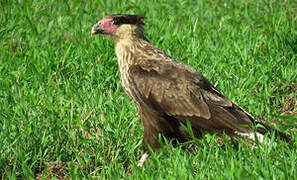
[91,14,291,167]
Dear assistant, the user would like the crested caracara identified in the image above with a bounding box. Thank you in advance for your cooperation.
[92,14,291,167]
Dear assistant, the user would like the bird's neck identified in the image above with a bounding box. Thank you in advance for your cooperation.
[113,36,148,97]
[114,36,147,68]
[114,31,174,72]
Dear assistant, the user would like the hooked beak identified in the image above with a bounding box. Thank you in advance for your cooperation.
[91,23,104,35]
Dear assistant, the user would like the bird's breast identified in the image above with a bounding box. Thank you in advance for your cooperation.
[119,67,131,91]
[116,49,135,99]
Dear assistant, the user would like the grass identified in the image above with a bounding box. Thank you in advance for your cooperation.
[0,0,296,179]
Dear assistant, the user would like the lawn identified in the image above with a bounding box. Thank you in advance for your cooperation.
[0,0,296,179]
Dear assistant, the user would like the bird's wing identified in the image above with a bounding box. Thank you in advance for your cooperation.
[129,59,254,131]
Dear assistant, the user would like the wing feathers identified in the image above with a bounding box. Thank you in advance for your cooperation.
[202,89,233,107]
[129,59,254,131]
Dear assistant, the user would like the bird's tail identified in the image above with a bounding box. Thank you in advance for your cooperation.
[235,121,291,145]
[255,121,291,144]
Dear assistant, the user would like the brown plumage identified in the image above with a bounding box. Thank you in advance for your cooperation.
[92,14,291,166]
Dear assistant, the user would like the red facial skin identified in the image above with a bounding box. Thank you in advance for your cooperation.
[97,18,118,34]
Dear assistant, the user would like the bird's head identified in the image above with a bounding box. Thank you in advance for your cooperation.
[92,14,146,41]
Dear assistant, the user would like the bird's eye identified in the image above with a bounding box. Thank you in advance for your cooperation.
[113,18,123,25]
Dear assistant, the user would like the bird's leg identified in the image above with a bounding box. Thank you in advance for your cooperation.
[137,153,149,168]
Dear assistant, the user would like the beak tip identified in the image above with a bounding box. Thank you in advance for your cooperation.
[91,29,97,35]
[91,24,103,35]
[91,25,97,35]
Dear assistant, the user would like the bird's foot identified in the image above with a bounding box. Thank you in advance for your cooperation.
[137,153,149,168]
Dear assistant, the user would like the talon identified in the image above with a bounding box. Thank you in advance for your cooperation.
[137,153,149,168]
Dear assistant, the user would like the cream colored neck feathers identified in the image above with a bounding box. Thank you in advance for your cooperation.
[112,24,147,67]
[112,24,146,45]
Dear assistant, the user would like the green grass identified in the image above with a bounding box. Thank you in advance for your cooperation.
[1,0,296,179]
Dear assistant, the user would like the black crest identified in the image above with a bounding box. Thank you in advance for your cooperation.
[105,14,145,26]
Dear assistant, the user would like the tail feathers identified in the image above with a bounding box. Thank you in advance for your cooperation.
[255,121,291,144]
[235,131,267,144]
[235,122,291,145]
